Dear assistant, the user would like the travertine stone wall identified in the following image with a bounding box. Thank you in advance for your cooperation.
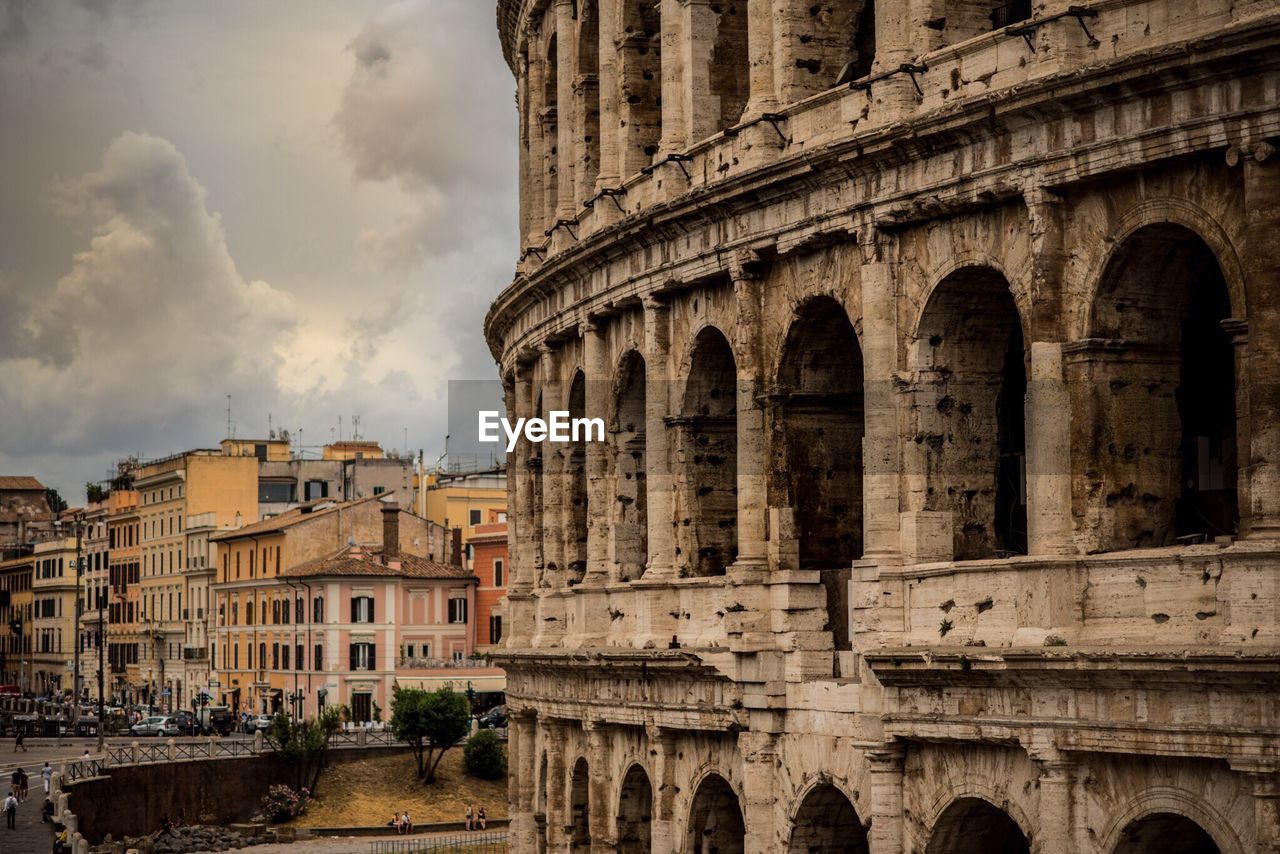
[490,0,1280,850]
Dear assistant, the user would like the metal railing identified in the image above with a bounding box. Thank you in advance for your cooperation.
[370,833,507,854]
[398,657,491,669]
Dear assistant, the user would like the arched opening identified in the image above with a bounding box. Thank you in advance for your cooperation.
[536,752,549,854]
[576,0,601,200]
[570,757,591,852]
[686,774,746,854]
[543,32,560,226]
[617,764,653,853]
[619,1,662,176]
[926,798,1030,854]
[679,327,738,577]
[779,1,877,100]
[1113,813,1222,854]
[914,267,1027,560]
[566,371,589,583]
[613,351,648,580]
[708,2,750,134]
[1075,224,1238,551]
[788,783,868,853]
[773,297,863,649]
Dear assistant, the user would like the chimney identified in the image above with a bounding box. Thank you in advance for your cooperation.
[382,504,400,560]
[451,527,463,567]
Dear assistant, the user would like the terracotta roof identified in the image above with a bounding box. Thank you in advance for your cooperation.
[210,497,380,541]
[0,476,45,491]
[280,547,472,580]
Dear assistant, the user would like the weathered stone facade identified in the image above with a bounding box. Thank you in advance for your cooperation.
[487,1,1280,851]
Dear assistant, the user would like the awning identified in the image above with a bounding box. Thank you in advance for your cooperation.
[394,674,507,694]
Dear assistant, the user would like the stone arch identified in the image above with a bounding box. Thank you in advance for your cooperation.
[686,771,746,854]
[618,0,662,175]
[1112,814,1223,854]
[616,762,653,853]
[925,796,1031,854]
[576,0,601,199]
[570,755,591,852]
[1073,222,1239,551]
[677,325,738,577]
[564,369,589,583]
[910,264,1027,560]
[787,779,869,853]
[612,349,648,580]
[1100,788,1246,854]
[771,295,864,644]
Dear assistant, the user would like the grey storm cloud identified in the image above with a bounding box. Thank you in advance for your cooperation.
[1,131,295,455]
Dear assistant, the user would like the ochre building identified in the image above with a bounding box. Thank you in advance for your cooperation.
[487,0,1280,851]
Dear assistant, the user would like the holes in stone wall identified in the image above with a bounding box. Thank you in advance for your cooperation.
[613,351,649,580]
[566,371,589,583]
[709,2,750,132]
[914,267,1026,560]
[620,1,662,173]
[679,327,739,577]
[935,0,1031,49]
[774,296,865,568]
[577,0,601,197]
[616,764,654,853]
[780,0,876,101]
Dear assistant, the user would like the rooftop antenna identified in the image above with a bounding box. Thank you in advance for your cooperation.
[351,415,361,441]
[339,415,343,443]
[268,413,274,440]
[226,395,232,440]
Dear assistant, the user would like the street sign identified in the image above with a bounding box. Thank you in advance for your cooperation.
[208,679,220,687]
[161,688,171,696]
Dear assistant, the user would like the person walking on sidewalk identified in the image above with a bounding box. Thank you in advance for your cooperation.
[3,792,16,830]
[40,762,52,795]
[13,730,26,753]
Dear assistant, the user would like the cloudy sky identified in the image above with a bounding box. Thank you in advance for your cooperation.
[0,0,516,501]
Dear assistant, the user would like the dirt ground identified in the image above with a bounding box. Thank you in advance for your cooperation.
[291,749,508,828]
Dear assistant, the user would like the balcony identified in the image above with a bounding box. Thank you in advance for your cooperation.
[182,646,208,662]
[398,656,489,670]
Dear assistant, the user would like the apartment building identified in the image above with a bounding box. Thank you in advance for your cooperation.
[0,553,34,690]
[106,489,142,703]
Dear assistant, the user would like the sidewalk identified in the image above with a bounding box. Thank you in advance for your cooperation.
[4,785,54,853]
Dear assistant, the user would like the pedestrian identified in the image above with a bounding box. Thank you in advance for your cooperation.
[17,768,27,802]
[40,762,52,795]
[13,729,26,753]
[3,792,16,830]
[477,806,486,830]
[465,803,473,831]
[9,769,20,800]
[401,811,412,835]
[41,798,54,823]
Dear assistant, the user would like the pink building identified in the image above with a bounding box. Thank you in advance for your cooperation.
[280,516,500,722]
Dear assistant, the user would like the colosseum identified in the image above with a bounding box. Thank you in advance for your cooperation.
[485,0,1280,851]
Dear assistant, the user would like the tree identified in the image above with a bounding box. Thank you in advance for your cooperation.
[464,729,507,780]
[263,706,344,797]
[85,483,108,504]
[391,686,470,784]
[45,488,67,514]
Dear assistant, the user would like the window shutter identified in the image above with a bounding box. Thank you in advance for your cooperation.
[370,642,377,669]
[349,644,357,670]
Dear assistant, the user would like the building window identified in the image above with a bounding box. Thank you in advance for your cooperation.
[313,596,324,623]
[295,644,303,671]
[448,597,467,625]
[469,509,482,526]
[490,615,503,644]
[272,643,280,670]
[314,644,323,671]
[304,480,328,500]
[351,595,374,623]
[372,486,385,496]
[349,642,375,671]
[493,559,504,588]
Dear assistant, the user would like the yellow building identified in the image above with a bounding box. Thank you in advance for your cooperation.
[0,553,34,690]
[321,441,385,461]
[134,449,258,710]
[107,490,142,703]
[31,536,81,697]
[422,468,508,549]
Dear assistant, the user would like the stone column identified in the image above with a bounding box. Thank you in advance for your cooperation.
[1244,768,1280,854]
[732,263,768,575]
[644,298,676,579]
[583,318,612,584]
[742,0,777,119]
[513,363,538,592]
[739,731,778,851]
[517,55,534,246]
[860,249,902,560]
[595,0,621,192]
[1224,319,1252,538]
[658,0,687,153]
[866,744,905,854]
[554,0,578,222]
[525,24,548,246]
[584,721,613,853]
[545,720,569,852]
[1026,342,1073,556]
[510,711,539,850]
[1035,758,1075,854]
[648,725,679,854]
[1243,153,1280,539]
[541,345,566,588]
[681,0,720,144]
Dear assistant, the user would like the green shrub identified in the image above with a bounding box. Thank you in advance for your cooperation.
[464,730,507,780]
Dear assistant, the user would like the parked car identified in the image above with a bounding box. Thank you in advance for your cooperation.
[131,715,180,737]
[476,704,507,730]
[248,714,274,733]
[197,705,234,736]
[169,711,197,735]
